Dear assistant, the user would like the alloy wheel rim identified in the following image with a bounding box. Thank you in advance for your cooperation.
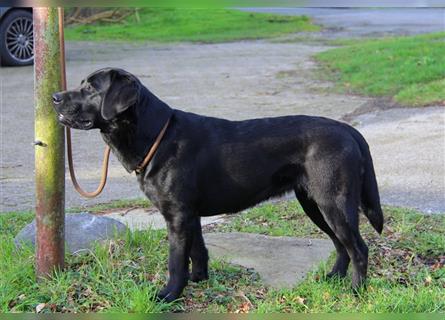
[5,16,34,63]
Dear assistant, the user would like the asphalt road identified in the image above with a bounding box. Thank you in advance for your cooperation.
[1,8,444,213]
[243,8,445,37]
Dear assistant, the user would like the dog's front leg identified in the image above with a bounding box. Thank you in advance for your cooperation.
[190,217,209,282]
[157,214,193,303]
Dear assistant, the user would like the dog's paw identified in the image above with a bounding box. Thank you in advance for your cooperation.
[156,287,179,303]
[351,273,367,296]
[156,286,182,303]
[325,270,347,280]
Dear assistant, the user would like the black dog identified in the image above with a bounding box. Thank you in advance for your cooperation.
[53,68,383,302]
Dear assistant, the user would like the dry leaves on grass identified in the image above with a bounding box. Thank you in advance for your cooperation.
[7,294,27,311]
[365,224,444,287]
[234,301,252,313]
[276,294,308,312]
[233,291,253,313]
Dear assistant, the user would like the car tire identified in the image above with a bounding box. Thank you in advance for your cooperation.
[0,9,34,66]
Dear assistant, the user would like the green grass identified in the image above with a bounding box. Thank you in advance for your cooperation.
[0,201,264,313]
[1,200,444,312]
[216,202,445,312]
[64,8,319,43]
[315,32,445,107]
[1,228,171,313]
[0,209,264,313]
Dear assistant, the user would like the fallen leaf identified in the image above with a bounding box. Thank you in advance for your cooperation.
[294,296,305,305]
[8,299,17,309]
[235,291,253,313]
[36,303,46,313]
[83,287,93,297]
[431,261,443,271]
[235,301,251,313]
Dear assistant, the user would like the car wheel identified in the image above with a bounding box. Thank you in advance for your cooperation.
[0,9,34,66]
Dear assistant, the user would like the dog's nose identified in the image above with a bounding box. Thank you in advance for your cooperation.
[52,93,63,105]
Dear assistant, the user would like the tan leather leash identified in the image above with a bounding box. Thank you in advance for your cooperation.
[58,8,171,198]
[58,8,111,198]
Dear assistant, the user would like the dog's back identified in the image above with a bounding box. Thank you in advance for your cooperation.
[168,111,382,229]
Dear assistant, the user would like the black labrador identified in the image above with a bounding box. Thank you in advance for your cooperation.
[53,68,383,302]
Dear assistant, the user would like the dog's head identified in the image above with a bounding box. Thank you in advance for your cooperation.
[53,68,141,130]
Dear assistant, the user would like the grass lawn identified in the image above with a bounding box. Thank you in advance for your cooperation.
[64,8,319,43]
[1,200,444,312]
[315,32,445,107]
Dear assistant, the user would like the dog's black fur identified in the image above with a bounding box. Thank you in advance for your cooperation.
[53,68,384,302]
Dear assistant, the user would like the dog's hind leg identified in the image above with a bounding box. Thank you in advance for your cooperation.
[295,189,350,278]
[315,196,369,290]
[189,217,209,282]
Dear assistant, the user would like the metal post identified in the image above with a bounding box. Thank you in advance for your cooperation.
[34,8,65,278]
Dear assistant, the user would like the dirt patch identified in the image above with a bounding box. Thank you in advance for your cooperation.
[341,97,406,123]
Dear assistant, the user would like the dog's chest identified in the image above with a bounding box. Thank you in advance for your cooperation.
[136,173,166,210]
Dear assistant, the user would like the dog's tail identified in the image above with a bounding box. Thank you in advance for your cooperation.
[348,126,384,234]
[361,149,384,234]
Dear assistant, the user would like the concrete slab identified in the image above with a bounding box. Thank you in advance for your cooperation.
[203,232,334,288]
[103,208,226,231]
[104,210,334,288]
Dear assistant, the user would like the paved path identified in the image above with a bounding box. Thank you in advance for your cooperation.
[355,107,445,213]
[1,8,444,213]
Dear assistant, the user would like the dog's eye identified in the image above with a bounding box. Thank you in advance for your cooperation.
[85,83,94,91]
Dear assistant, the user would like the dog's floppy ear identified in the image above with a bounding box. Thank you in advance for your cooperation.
[101,69,140,120]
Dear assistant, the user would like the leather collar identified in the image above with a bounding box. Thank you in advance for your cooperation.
[135,115,172,174]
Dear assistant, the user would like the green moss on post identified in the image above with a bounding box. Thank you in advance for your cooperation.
[34,8,65,278]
